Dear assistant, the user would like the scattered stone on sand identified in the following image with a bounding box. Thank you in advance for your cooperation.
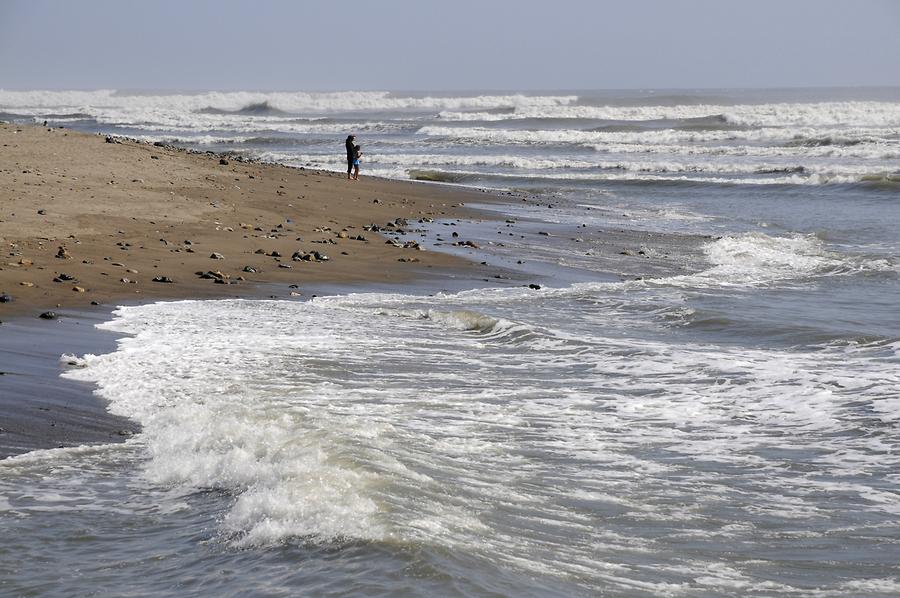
[209,252,225,260]
[620,249,635,256]
[53,273,76,282]
[19,281,34,287]
[152,276,174,283]
[0,294,13,303]
[72,286,86,293]
[398,257,420,263]
[528,284,542,290]
[56,246,72,259]
[278,263,292,269]
[39,311,57,319]
[453,240,479,249]
[219,158,229,165]
[197,270,227,280]
[19,258,33,266]
[242,266,257,273]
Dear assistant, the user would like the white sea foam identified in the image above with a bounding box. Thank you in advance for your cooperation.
[416,124,900,147]
[0,89,577,117]
[437,101,900,127]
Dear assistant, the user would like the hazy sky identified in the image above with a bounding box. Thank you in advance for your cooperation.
[1,0,898,91]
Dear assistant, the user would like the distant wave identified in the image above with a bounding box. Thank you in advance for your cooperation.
[198,101,289,116]
[436,101,900,128]
[0,89,579,115]
[416,125,900,147]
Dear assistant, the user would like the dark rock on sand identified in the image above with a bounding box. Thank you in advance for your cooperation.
[219,158,229,165]
[0,294,13,303]
[152,276,174,283]
[39,311,57,320]
[209,252,225,260]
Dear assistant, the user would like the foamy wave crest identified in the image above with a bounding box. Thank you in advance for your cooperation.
[588,141,900,161]
[659,232,896,288]
[417,125,900,147]
[437,101,900,127]
[0,89,577,117]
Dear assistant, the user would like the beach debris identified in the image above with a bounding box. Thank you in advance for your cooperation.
[39,311,57,320]
[209,252,225,260]
[19,281,34,287]
[268,251,282,258]
[117,429,133,436]
[56,246,72,259]
[528,284,542,290]
[398,257,420,263]
[385,239,402,248]
[337,230,349,239]
[53,273,76,282]
[619,249,635,256]
[152,276,174,283]
[90,301,101,306]
[72,286,86,293]
[242,266,257,273]
[0,294,13,303]
[219,158,229,165]
[278,263,292,269]
[37,209,46,215]
[19,258,33,266]
[105,135,120,144]
[403,241,422,250]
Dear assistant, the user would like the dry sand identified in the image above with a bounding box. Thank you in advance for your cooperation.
[0,123,494,318]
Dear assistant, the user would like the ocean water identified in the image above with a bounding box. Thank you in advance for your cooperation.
[1,89,899,596]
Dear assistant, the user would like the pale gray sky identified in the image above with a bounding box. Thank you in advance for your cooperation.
[1,0,898,91]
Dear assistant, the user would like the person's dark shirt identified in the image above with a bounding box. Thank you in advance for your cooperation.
[346,137,355,161]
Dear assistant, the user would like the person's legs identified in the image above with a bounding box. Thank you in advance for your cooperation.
[353,163,359,180]
[348,159,354,179]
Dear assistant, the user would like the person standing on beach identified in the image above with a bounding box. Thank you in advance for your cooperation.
[352,144,362,180]
[345,134,356,180]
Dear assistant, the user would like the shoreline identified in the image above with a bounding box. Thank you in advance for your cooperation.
[0,123,706,459]
[0,123,518,458]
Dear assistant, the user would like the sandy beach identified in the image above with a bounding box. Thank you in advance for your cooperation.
[0,123,496,318]
[0,123,500,457]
